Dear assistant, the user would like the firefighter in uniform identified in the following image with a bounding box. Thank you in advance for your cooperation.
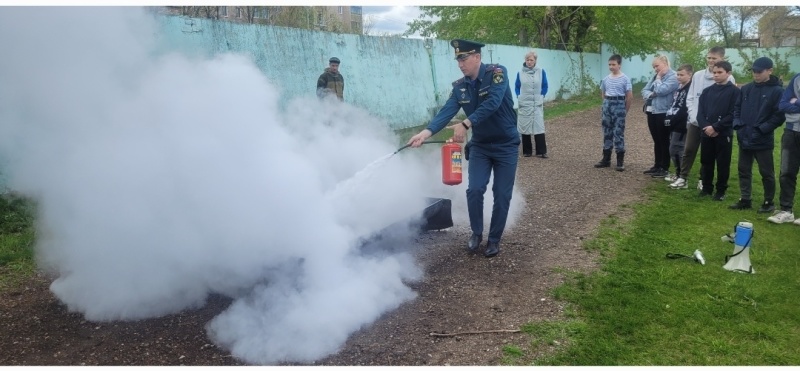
[407,39,519,258]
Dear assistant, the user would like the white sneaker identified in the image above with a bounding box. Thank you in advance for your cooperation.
[664,174,678,182]
[669,178,687,189]
[767,210,796,224]
[697,180,703,191]
[794,218,800,226]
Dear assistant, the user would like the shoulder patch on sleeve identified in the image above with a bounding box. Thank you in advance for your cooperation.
[489,65,504,84]
[493,73,504,84]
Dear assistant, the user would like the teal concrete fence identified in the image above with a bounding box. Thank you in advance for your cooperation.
[156,15,800,131]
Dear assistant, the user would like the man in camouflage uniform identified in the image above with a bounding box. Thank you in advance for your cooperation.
[316,57,344,100]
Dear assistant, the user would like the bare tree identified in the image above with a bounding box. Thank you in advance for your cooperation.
[178,6,218,19]
[696,6,776,47]
[362,13,376,35]
[170,6,360,34]
[733,6,771,41]
[697,6,735,46]
[758,6,800,48]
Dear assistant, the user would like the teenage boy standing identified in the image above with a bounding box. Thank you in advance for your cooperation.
[596,54,633,171]
[729,57,785,212]
[664,64,693,183]
[768,72,800,225]
[697,60,740,201]
[671,47,736,190]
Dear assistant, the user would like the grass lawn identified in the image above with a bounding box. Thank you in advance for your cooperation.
[0,193,36,290]
[505,126,800,365]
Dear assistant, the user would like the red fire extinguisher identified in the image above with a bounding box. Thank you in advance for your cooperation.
[441,142,463,185]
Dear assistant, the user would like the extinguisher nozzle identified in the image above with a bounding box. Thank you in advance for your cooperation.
[394,144,412,154]
[394,140,447,155]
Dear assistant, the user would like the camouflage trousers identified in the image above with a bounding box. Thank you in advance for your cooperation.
[601,99,627,152]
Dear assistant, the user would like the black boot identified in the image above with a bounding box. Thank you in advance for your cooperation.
[484,241,500,258]
[729,199,752,210]
[615,151,625,172]
[521,135,532,157]
[594,149,612,168]
[467,234,482,253]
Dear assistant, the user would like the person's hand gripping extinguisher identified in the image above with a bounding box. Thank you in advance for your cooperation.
[406,120,468,186]
[406,120,470,148]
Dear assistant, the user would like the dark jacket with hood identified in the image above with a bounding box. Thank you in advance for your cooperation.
[316,68,344,100]
[697,81,740,138]
[733,75,785,150]
[666,80,691,134]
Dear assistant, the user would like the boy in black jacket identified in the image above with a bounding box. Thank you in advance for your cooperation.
[697,60,741,200]
[666,64,693,187]
[730,57,785,212]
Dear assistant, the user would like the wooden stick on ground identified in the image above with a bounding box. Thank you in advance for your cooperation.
[429,329,521,337]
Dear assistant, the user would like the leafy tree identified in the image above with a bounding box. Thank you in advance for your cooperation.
[592,7,686,57]
[673,35,710,73]
[735,47,799,83]
[405,6,687,58]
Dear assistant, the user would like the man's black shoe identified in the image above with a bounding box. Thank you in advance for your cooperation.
[758,201,775,214]
[729,199,752,210]
[484,241,500,258]
[650,169,669,178]
[643,166,659,174]
[712,192,725,201]
[698,191,712,197]
[467,234,482,252]
[539,153,549,159]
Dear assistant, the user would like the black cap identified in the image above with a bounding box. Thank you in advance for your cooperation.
[751,57,773,73]
[329,57,340,64]
[451,39,484,60]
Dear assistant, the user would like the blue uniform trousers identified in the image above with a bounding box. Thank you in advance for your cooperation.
[466,143,518,243]
[601,99,626,152]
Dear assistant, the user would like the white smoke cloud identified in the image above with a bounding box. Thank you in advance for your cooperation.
[0,7,523,365]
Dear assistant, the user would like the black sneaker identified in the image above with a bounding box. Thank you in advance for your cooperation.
[650,169,670,178]
[643,167,659,174]
[729,199,752,210]
[757,201,776,214]
[712,192,725,201]
[698,191,712,197]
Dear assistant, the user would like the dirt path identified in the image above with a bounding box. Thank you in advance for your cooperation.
[0,97,656,365]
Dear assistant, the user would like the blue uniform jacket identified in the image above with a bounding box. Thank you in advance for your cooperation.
[426,63,520,146]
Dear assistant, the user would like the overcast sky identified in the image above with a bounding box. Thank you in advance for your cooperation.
[362,6,423,37]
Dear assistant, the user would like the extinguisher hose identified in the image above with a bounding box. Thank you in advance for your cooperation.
[394,140,448,154]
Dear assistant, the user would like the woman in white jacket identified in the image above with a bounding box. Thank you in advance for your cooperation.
[515,50,549,158]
